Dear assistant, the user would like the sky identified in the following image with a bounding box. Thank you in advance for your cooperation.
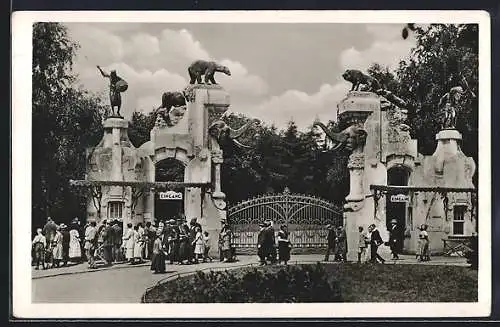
[65,23,417,131]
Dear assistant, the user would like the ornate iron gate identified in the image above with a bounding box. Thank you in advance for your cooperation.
[227,188,343,251]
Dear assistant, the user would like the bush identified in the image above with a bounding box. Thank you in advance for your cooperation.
[465,235,478,270]
[143,263,342,303]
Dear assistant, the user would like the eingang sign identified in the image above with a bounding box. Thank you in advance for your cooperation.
[390,194,409,203]
[159,191,183,200]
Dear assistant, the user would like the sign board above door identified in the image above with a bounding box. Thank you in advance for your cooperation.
[390,194,409,203]
[159,191,183,200]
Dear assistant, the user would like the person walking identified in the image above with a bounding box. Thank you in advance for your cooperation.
[202,231,213,262]
[357,226,369,263]
[122,223,135,264]
[264,221,277,264]
[84,221,98,269]
[150,231,166,274]
[257,223,267,265]
[335,226,348,262]
[51,225,64,268]
[323,224,336,262]
[388,219,402,260]
[220,224,232,262]
[32,228,47,270]
[111,220,123,262]
[417,224,430,262]
[60,224,71,266]
[133,225,143,264]
[368,224,385,264]
[178,224,191,264]
[68,223,82,264]
[166,219,179,264]
[277,225,291,265]
[102,220,114,265]
[42,217,57,249]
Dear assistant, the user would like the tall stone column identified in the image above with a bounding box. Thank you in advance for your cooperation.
[183,85,230,255]
[102,118,128,225]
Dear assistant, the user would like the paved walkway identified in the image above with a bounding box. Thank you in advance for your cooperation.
[32,254,468,303]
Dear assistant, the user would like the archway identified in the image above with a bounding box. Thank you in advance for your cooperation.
[386,166,410,249]
[154,158,185,222]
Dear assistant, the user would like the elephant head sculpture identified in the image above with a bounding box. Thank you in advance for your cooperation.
[312,121,367,153]
[208,118,260,148]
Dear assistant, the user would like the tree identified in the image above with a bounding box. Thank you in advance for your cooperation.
[32,22,107,231]
[395,24,478,165]
[128,111,156,148]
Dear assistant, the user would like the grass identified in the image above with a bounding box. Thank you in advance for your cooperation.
[143,263,478,303]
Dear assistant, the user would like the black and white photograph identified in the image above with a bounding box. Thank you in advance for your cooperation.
[12,10,491,318]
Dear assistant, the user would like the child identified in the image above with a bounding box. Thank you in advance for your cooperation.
[357,226,369,263]
[202,231,213,262]
[192,226,204,264]
[32,228,47,270]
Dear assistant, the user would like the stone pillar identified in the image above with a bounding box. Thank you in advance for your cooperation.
[183,85,230,256]
[103,118,128,224]
[346,150,365,204]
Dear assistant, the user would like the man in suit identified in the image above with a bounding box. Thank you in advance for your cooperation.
[60,224,71,266]
[368,224,385,264]
[257,223,267,265]
[264,221,277,264]
[388,219,402,260]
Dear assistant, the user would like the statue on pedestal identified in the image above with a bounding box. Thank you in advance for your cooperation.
[438,86,464,129]
[188,60,231,85]
[342,69,381,92]
[97,66,128,117]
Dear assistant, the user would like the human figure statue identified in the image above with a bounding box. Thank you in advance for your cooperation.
[97,65,128,117]
[438,86,464,129]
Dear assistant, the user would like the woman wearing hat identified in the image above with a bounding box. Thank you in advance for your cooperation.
[68,223,82,264]
[277,225,291,265]
[417,224,430,262]
[150,230,166,273]
[334,226,347,262]
[51,225,64,268]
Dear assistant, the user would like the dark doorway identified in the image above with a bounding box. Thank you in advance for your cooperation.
[155,159,185,221]
[386,166,410,249]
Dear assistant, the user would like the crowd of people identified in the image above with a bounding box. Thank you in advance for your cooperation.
[32,216,237,273]
[322,219,431,264]
[32,216,431,271]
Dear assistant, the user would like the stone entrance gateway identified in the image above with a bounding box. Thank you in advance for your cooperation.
[313,89,477,260]
[228,188,343,253]
[81,84,257,255]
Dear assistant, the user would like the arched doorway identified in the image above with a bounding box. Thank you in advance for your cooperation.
[386,166,410,249]
[154,158,185,222]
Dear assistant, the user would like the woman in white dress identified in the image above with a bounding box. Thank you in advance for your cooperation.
[52,226,64,268]
[133,225,143,264]
[192,226,204,263]
[68,224,82,263]
[122,223,135,263]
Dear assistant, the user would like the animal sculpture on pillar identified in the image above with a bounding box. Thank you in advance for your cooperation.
[97,66,128,117]
[311,122,367,153]
[342,69,381,92]
[208,119,260,148]
[188,60,231,85]
[154,91,188,127]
